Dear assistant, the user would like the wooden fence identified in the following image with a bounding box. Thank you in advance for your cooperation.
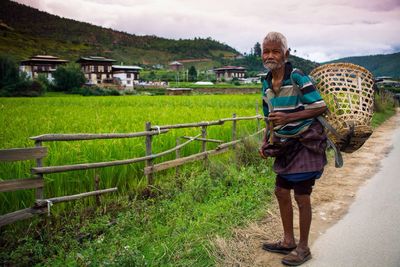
[0,113,265,227]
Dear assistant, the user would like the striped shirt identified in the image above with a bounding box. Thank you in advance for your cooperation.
[262,62,326,137]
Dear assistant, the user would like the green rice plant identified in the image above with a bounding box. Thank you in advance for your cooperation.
[0,94,263,215]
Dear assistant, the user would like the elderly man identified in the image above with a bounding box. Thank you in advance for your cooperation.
[259,32,327,266]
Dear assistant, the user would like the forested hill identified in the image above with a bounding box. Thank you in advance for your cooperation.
[0,0,319,72]
[0,1,239,65]
[327,52,400,78]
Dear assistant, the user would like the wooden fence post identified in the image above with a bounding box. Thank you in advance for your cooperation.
[145,122,153,185]
[232,113,238,163]
[201,126,208,165]
[256,100,261,140]
[34,141,44,201]
[232,113,237,146]
[175,138,180,176]
[94,173,100,206]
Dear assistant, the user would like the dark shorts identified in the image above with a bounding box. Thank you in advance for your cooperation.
[276,175,316,195]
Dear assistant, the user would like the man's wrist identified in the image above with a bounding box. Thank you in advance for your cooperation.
[286,113,295,123]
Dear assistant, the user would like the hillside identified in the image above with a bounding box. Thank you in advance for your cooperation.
[0,0,318,72]
[327,52,400,78]
[0,1,239,66]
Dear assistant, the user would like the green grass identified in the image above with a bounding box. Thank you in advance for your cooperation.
[1,143,276,266]
[51,162,274,266]
[43,92,82,97]
[372,105,396,128]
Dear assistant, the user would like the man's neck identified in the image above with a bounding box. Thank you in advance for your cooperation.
[271,64,285,82]
[271,64,286,93]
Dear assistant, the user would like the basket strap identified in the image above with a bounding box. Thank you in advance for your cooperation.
[326,136,343,168]
[291,69,343,167]
[315,116,342,141]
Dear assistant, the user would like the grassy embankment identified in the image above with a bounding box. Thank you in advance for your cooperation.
[0,93,396,266]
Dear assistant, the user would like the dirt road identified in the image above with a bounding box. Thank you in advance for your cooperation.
[306,115,400,266]
[214,110,400,267]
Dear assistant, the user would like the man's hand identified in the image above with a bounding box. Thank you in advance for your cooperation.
[268,112,291,126]
[258,147,267,159]
[268,106,327,126]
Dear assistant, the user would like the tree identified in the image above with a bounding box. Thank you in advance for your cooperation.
[53,63,85,92]
[148,71,156,81]
[188,66,197,82]
[254,42,261,57]
[0,54,19,89]
[0,54,45,97]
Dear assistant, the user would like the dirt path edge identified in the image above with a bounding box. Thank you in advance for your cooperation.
[212,110,400,267]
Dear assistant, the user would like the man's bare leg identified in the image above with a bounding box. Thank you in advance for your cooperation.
[294,194,312,250]
[275,187,296,247]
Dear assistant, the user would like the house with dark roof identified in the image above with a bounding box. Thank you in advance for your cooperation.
[112,65,142,89]
[169,61,184,71]
[20,55,68,82]
[77,56,116,85]
[213,66,246,82]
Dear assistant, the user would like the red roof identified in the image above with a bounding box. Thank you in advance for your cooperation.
[214,66,246,71]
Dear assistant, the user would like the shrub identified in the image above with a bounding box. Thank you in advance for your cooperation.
[35,73,52,92]
[374,90,394,112]
[1,79,45,97]
[76,86,122,96]
[0,54,19,89]
[231,77,240,86]
[52,63,85,92]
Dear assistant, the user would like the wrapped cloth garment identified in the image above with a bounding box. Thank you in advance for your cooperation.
[261,120,327,175]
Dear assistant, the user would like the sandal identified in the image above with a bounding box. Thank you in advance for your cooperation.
[262,241,297,255]
[281,248,312,266]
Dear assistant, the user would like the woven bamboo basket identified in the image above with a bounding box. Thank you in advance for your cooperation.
[310,63,375,153]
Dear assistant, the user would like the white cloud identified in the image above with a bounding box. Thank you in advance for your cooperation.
[16,0,400,62]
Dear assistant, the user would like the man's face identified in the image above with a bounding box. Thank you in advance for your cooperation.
[262,41,287,70]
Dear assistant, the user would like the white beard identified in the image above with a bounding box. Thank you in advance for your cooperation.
[263,61,284,71]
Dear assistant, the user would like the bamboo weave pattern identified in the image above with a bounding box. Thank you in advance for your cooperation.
[310,63,374,153]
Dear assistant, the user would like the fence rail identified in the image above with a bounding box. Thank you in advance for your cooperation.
[30,129,169,142]
[31,133,202,174]
[0,147,48,161]
[1,113,265,227]
[0,177,44,193]
[149,115,262,130]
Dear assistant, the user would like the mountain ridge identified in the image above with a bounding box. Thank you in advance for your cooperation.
[1,0,318,73]
[0,1,239,66]
[326,52,400,78]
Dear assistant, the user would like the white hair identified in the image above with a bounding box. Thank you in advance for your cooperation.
[263,32,288,53]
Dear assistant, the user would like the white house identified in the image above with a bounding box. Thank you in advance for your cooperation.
[112,65,142,89]
[77,56,116,86]
[213,66,246,82]
[20,55,68,82]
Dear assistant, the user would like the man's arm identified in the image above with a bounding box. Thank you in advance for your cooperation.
[268,106,327,126]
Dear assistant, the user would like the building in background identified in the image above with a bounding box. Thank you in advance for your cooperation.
[169,61,184,71]
[375,76,400,88]
[213,66,246,82]
[112,65,142,89]
[19,55,68,82]
[77,56,115,86]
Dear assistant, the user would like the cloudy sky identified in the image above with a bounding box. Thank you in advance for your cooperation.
[16,0,400,62]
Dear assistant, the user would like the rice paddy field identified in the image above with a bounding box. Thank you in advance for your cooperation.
[0,94,263,215]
